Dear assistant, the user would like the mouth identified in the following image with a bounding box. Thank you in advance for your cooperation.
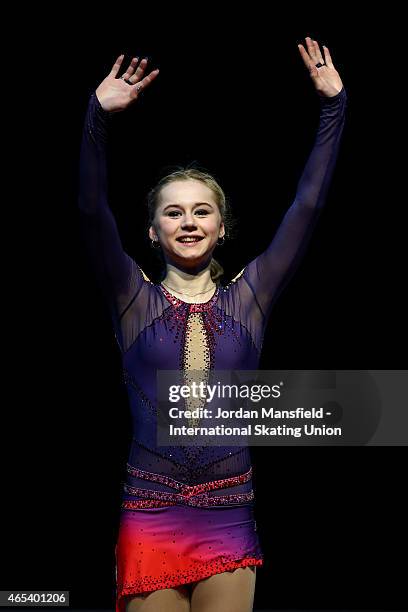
[176,236,204,246]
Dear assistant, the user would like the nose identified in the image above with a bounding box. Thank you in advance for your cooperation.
[181,214,197,229]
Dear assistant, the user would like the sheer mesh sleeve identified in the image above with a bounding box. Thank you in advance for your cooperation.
[233,87,347,337]
[78,92,146,324]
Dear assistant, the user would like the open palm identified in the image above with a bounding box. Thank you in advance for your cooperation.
[95,55,160,113]
[298,37,343,98]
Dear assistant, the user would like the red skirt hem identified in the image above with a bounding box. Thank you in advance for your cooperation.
[116,556,263,612]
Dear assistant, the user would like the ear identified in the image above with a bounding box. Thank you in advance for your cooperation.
[219,220,225,239]
[149,225,158,241]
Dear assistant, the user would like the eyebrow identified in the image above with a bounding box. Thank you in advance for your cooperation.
[162,202,214,211]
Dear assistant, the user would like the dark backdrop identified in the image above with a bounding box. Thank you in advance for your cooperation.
[2,6,406,611]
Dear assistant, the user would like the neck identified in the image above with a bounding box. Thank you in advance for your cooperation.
[162,263,214,294]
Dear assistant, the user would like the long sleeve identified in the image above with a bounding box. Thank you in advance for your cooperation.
[240,86,348,328]
[78,92,145,317]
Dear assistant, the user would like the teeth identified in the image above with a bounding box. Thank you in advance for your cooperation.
[179,238,200,242]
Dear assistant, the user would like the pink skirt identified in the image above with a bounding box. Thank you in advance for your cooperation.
[115,466,264,611]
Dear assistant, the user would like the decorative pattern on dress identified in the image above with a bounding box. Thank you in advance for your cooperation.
[123,463,254,508]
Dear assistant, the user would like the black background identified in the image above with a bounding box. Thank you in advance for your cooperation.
[2,5,407,611]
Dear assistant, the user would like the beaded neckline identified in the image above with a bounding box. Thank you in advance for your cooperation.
[159,283,220,310]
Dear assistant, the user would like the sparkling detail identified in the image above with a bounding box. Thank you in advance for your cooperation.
[116,555,264,607]
[122,490,254,509]
[123,369,156,415]
[123,464,254,508]
[130,438,248,483]
[183,313,209,428]
[122,499,172,509]
[158,283,243,466]
[126,463,252,494]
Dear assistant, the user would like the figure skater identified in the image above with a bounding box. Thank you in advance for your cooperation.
[78,36,346,612]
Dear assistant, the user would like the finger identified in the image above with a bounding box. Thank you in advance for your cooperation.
[130,69,160,100]
[323,45,334,69]
[142,69,160,87]
[312,39,325,64]
[132,57,148,81]
[110,54,125,77]
[305,36,318,61]
[122,56,139,80]
[297,44,313,70]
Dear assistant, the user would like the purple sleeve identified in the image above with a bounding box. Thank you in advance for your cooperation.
[241,87,347,325]
[78,92,145,318]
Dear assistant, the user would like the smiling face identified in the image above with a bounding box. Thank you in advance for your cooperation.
[149,179,225,269]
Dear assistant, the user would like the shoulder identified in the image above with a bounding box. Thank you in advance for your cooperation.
[137,264,153,283]
[230,267,246,284]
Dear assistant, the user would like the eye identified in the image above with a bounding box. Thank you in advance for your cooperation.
[166,209,209,217]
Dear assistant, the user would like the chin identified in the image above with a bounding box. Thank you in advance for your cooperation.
[169,249,213,268]
[174,245,206,257]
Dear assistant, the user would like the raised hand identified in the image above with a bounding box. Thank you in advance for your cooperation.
[298,37,343,98]
[95,55,160,113]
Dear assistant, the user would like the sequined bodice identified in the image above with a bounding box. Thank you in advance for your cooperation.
[118,274,262,488]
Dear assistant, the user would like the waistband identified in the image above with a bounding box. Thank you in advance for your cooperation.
[122,464,254,509]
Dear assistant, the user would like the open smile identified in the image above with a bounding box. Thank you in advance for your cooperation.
[176,237,205,247]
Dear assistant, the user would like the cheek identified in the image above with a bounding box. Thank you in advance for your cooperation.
[206,219,221,233]
[157,219,176,235]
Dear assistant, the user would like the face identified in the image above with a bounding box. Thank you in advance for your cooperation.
[149,180,225,269]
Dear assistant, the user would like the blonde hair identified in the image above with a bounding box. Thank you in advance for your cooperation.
[146,166,236,286]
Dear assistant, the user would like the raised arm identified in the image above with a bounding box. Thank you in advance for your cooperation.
[78,55,159,315]
[241,37,347,323]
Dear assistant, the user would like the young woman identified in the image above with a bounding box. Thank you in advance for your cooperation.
[78,37,346,612]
